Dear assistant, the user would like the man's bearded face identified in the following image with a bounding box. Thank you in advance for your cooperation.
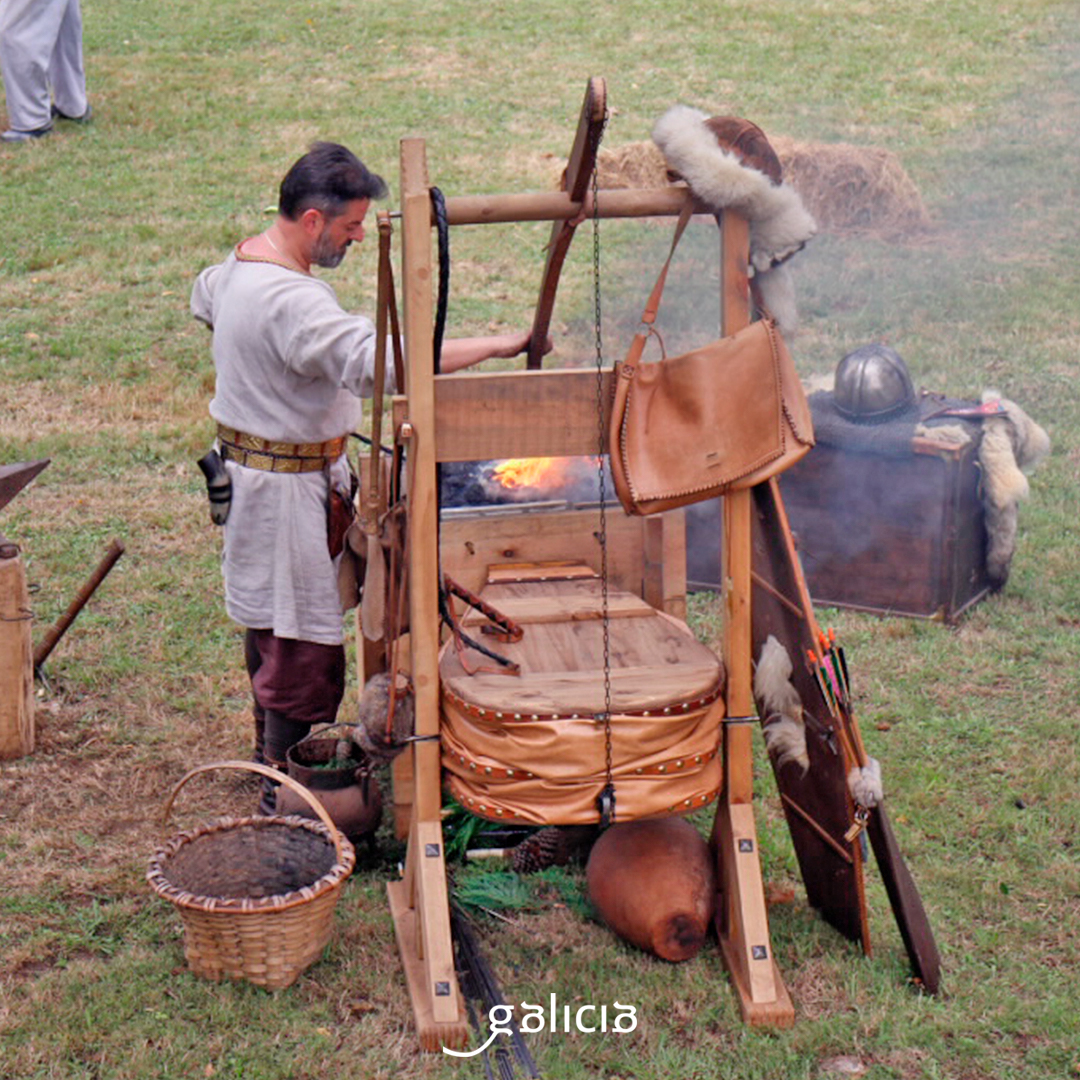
[312,226,349,269]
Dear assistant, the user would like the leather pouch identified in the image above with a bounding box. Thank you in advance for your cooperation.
[609,206,814,516]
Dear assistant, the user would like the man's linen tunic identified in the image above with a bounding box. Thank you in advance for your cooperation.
[191,250,383,646]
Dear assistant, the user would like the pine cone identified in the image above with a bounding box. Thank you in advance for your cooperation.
[511,826,598,873]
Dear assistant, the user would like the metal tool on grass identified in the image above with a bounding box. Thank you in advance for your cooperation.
[34,538,125,678]
[450,905,541,1079]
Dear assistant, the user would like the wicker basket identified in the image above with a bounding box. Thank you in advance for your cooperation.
[147,760,356,990]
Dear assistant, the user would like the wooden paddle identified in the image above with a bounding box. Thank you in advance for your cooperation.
[526,76,607,369]
[758,476,942,994]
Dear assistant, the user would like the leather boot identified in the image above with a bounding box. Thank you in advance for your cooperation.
[258,710,313,815]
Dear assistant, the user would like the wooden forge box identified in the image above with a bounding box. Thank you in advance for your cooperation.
[686,433,993,623]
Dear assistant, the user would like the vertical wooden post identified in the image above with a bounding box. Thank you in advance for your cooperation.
[714,211,794,1026]
[385,136,467,1051]
[642,511,687,621]
[0,544,34,761]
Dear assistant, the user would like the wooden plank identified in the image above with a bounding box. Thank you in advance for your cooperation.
[715,802,793,1026]
[711,210,792,1026]
[391,750,415,842]
[401,137,442,816]
[393,368,614,463]
[485,561,598,584]
[394,135,465,1053]
[643,510,687,621]
[458,591,654,627]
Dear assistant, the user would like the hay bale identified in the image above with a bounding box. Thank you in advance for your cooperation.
[584,135,931,242]
[772,136,932,241]
[595,140,671,190]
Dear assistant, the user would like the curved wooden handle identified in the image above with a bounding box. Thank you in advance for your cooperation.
[527,76,607,369]
[160,759,345,866]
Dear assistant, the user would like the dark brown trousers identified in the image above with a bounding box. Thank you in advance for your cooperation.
[244,629,346,768]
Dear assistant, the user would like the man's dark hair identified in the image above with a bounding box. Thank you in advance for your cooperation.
[278,142,388,221]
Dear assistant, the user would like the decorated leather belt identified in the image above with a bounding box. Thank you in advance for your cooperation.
[216,425,347,474]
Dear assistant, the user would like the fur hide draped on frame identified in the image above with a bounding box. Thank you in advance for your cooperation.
[915,390,1050,588]
[651,105,817,335]
[974,390,1051,588]
[753,635,809,773]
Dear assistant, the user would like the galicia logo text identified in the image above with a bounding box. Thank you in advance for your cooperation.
[443,994,638,1058]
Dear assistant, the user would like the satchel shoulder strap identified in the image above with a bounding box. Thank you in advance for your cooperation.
[641,200,696,327]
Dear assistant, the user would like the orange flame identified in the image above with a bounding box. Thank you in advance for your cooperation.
[491,457,569,490]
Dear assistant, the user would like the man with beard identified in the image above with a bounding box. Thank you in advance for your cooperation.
[192,142,540,810]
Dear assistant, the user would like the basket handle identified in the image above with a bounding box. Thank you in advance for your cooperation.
[161,760,345,866]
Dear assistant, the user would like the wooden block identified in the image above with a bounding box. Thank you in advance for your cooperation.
[388,878,469,1052]
[412,819,461,1024]
[0,551,34,761]
[715,800,794,1028]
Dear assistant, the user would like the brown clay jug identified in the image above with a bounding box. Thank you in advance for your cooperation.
[586,816,716,962]
[280,727,383,843]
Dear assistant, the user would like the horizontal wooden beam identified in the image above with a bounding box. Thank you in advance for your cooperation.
[393,368,613,463]
[441,186,698,226]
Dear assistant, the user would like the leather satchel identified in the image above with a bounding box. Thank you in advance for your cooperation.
[610,206,815,516]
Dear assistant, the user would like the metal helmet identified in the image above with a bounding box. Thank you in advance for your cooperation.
[833,343,916,423]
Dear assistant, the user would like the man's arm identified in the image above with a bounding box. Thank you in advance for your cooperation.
[438,330,550,374]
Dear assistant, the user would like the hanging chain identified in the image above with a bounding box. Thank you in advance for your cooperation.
[590,112,616,828]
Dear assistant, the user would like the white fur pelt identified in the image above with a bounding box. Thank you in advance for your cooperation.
[754,635,809,773]
[651,105,817,336]
[977,390,1051,588]
[847,758,883,809]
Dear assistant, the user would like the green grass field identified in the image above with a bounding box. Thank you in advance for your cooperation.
[1,2,1079,1077]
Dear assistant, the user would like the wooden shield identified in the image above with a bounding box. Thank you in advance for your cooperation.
[751,479,941,993]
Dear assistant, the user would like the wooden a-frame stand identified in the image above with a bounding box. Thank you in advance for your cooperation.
[384,124,793,1051]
